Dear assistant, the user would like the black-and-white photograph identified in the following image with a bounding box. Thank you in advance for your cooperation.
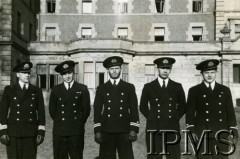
[0,0,240,159]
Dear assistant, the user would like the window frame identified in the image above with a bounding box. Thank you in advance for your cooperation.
[82,0,92,14]
[155,0,165,13]
[117,27,128,39]
[46,0,56,13]
[154,27,165,41]
[192,0,202,13]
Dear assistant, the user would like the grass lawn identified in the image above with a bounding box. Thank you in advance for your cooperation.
[1,107,240,159]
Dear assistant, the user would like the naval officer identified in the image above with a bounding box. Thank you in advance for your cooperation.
[49,60,91,159]
[0,62,46,159]
[94,56,140,159]
[186,59,238,159]
[140,57,186,159]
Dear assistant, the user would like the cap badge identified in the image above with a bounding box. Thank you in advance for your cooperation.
[24,64,29,69]
[111,59,117,63]
[63,64,69,69]
[163,59,169,64]
[208,62,214,67]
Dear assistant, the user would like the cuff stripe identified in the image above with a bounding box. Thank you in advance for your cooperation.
[0,124,8,130]
[130,122,140,127]
[38,125,45,130]
[94,123,101,128]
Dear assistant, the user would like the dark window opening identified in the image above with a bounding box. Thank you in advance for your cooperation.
[99,73,105,86]
[192,35,202,41]
[155,36,164,41]
[47,0,56,13]
[38,75,47,89]
[155,0,165,13]
[193,1,202,12]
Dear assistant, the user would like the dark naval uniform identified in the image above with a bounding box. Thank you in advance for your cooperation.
[94,79,139,159]
[140,57,186,159]
[186,59,238,159]
[0,62,45,159]
[140,78,186,159]
[49,60,91,159]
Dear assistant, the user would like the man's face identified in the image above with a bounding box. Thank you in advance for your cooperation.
[61,71,74,83]
[108,66,121,79]
[17,72,30,83]
[202,70,217,83]
[158,67,172,79]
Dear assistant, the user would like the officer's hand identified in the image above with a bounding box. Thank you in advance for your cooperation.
[95,132,102,144]
[0,134,9,145]
[129,131,137,142]
[192,132,199,143]
[36,135,44,146]
[228,128,239,144]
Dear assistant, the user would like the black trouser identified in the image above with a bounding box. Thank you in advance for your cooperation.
[146,131,180,159]
[99,132,134,159]
[196,138,229,159]
[7,136,37,159]
[53,135,84,159]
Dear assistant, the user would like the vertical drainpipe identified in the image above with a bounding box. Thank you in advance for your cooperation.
[220,38,223,84]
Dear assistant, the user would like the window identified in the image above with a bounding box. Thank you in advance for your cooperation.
[37,64,47,89]
[47,0,56,13]
[121,63,129,82]
[45,27,56,41]
[145,64,156,83]
[233,64,240,83]
[118,28,128,39]
[84,62,94,88]
[192,27,203,41]
[119,2,128,14]
[17,12,23,35]
[82,28,92,38]
[235,24,240,38]
[96,62,106,87]
[155,0,165,13]
[154,27,165,41]
[82,0,92,14]
[29,23,33,41]
[193,0,202,13]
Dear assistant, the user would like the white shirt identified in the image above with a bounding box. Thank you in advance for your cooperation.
[158,76,169,87]
[204,81,216,90]
[110,78,120,86]
[64,81,74,90]
[19,81,29,89]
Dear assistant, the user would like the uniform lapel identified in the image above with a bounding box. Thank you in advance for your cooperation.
[19,84,35,104]
[61,81,79,104]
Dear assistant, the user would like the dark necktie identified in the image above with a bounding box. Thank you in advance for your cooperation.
[23,84,27,91]
[162,80,166,88]
[208,83,212,91]
[68,83,71,90]
[113,80,116,86]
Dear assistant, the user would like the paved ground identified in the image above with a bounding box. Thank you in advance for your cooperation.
[1,107,240,159]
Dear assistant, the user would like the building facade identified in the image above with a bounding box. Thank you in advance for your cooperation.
[0,0,40,100]
[1,0,240,106]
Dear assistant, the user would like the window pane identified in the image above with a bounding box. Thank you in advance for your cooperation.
[119,2,128,13]
[37,64,47,74]
[118,28,128,36]
[193,1,202,12]
[155,27,165,36]
[84,62,93,72]
[96,62,105,72]
[82,2,92,13]
[233,64,240,83]
[49,64,57,74]
[82,28,92,36]
[84,73,94,88]
[46,27,56,41]
[192,27,203,35]
[122,63,128,74]
[38,75,47,89]
[145,65,155,75]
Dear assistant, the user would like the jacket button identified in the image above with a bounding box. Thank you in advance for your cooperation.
[75,96,78,99]
[219,119,222,122]
[121,93,124,95]
[206,119,209,122]
[219,111,222,113]
[206,111,209,113]
[74,110,77,113]
[169,110,171,112]
[158,104,160,107]
[29,119,32,121]
[17,118,19,121]
[107,93,109,96]
[120,114,122,117]
[62,104,64,107]
[158,116,160,118]
[158,110,160,112]
[30,104,33,107]
[108,107,111,110]
[169,104,171,106]
[59,98,61,100]
[203,95,206,98]
[156,98,158,101]
[108,100,111,103]
[170,98,172,100]
[108,115,110,117]
[206,103,209,105]
[74,117,77,120]
[219,95,222,97]
[62,111,64,114]
[17,111,20,114]
[17,104,20,107]
[219,103,222,105]
[73,103,76,106]
[120,107,122,110]
[30,112,32,114]
[169,116,172,118]
[14,97,17,100]
[62,118,65,121]
[120,100,123,102]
